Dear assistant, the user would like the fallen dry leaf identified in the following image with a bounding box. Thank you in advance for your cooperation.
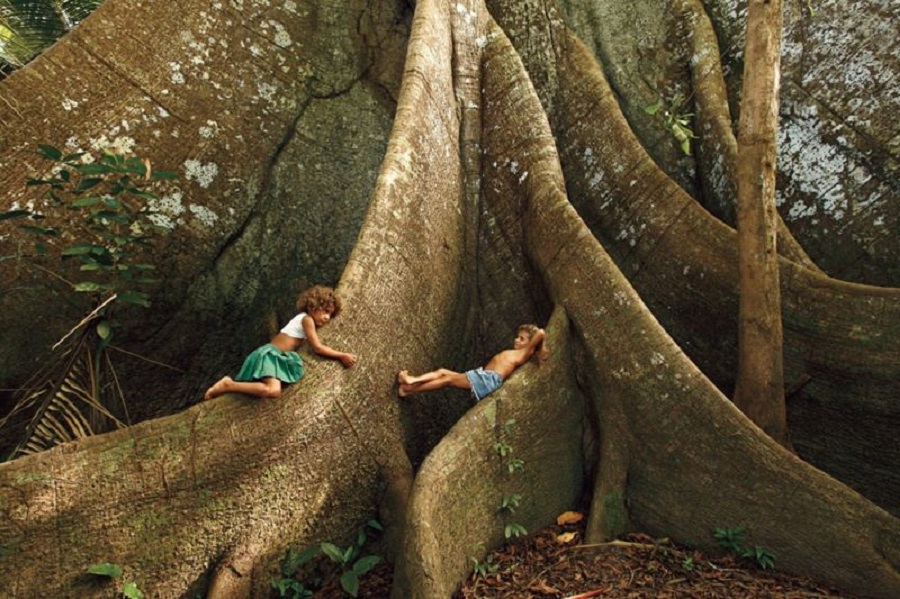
[557,511,585,525]
[557,531,578,544]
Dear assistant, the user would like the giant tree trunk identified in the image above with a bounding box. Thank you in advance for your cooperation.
[1,0,899,597]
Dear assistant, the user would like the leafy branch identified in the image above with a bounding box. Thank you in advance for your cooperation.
[644,93,697,155]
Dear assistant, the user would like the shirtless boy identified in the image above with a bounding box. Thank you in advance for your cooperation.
[397,324,547,401]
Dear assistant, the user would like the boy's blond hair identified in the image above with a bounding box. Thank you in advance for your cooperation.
[518,323,540,338]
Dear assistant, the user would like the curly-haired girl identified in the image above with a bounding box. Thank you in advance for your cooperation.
[204,285,357,400]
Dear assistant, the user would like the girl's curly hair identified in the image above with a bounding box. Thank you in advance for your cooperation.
[296,285,343,317]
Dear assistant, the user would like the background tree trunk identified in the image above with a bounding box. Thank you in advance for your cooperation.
[733,0,789,446]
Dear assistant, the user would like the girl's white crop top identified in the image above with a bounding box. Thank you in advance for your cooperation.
[280,312,308,339]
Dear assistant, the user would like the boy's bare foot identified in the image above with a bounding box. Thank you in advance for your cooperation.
[204,376,233,400]
[397,370,412,385]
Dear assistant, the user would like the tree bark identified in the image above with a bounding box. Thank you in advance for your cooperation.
[1,0,899,597]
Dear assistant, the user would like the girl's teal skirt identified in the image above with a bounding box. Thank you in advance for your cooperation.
[235,344,305,383]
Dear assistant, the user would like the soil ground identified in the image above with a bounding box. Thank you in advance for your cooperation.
[305,512,856,598]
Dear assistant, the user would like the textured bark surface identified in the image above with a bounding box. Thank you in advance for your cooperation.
[560,0,900,285]
[1,0,899,597]
[0,0,409,423]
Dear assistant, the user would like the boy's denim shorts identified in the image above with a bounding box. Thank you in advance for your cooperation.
[466,367,503,401]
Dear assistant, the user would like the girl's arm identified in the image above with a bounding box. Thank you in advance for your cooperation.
[302,315,358,368]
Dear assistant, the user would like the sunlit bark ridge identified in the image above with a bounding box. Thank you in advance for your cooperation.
[0,0,898,597]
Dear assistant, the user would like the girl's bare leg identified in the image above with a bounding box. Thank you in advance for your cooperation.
[204,376,282,400]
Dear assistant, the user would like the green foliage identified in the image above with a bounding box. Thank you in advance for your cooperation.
[0,144,178,458]
[713,526,746,554]
[491,407,528,544]
[645,93,697,155]
[745,545,776,570]
[499,493,522,514]
[503,522,527,539]
[493,440,512,457]
[274,520,383,598]
[713,526,775,569]
[469,553,500,578]
[7,144,177,314]
[271,545,319,598]
[86,562,123,578]
[682,555,696,572]
[507,458,525,473]
[85,562,143,598]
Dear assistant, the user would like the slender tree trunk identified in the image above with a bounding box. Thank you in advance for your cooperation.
[733,0,790,448]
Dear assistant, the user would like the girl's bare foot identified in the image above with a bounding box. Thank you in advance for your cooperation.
[204,376,233,400]
[397,370,412,385]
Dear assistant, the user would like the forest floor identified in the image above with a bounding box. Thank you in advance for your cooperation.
[310,511,856,598]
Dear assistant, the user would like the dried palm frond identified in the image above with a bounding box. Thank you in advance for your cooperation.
[1,311,127,458]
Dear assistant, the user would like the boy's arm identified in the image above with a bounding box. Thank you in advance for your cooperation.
[525,328,547,361]
[302,316,358,368]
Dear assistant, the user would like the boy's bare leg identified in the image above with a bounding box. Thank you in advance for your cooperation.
[397,370,470,397]
[398,368,456,385]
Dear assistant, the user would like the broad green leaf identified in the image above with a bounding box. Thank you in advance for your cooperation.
[367,520,383,531]
[352,555,381,576]
[283,544,320,575]
[61,244,95,256]
[74,282,100,292]
[20,225,57,236]
[339,571,360,598]
[79,263,101,271]
[96,321,111,340]
[129,190,158,200]
[86,562,123,579]
[117,291,151,307]
[644,101,662,115]
[122,581,143,599]
[1,210,32,220]
[62,152,86,163]
[75,178,104,192]
[76,163,115,175]
[152,170,179,180]
[93,211,130,224]
[320,542,345,564]
[38,144,62,160]
[71,196,103,208]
